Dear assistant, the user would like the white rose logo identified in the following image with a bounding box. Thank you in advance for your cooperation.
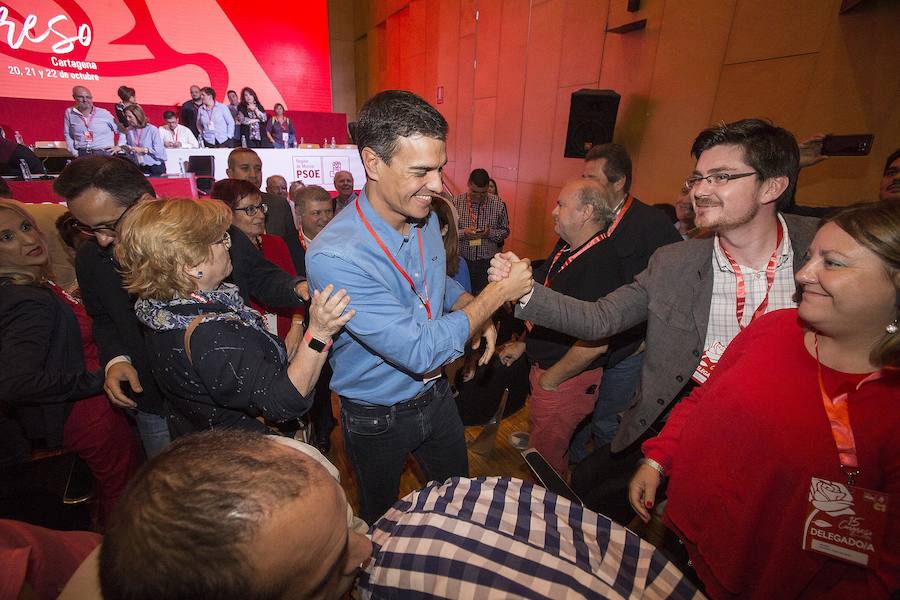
[809,478,855,517]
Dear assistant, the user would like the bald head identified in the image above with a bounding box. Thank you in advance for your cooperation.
[72,86,93,113]
[266,175,288,199]
[99,430,370,599]
[334,170,354,200]
[566,179,615,225]
[553,179,616,245]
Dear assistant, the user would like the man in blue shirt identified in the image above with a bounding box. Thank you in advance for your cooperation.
[63,86,119,156]
[196,87,235,148]
[306,90,533,523]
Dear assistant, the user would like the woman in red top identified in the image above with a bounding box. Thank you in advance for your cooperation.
[0,199,137,526]
[211,178,302,341]
[630,200,899,598]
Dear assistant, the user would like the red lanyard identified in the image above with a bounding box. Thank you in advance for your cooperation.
[467,193,484,229]
[812,335,888,486]
[721,220,784,330]
[543,194,633,286]
[355,199,431,319]
[131,127,145,148]
[74,107,95,129]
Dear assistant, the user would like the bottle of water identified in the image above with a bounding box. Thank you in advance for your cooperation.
[300,136,304,145]
[14,130,24,145]
[241,135,247,148]
[323,138,328,148]
[330,136,336,148]
[199,136,205,148]
[19,159,32,180]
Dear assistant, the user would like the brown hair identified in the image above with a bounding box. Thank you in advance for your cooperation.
[825,200,900,367]
[431,197,460,278]
[123,103,148,128]
[0,199,52,284]
[294,185,332,214]
[100,430,317,600]
[114,198,232,300]
[211,178,260,210]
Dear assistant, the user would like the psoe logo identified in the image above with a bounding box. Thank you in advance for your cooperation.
[293,156,323,185]
[0,6,92,54]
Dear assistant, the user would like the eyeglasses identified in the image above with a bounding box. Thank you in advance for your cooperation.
[684,171,757,190]
[74,202,136,238]
[213,231,232,249]
[234,203,268,217]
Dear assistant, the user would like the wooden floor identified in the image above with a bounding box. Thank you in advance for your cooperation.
[324,393,534,516]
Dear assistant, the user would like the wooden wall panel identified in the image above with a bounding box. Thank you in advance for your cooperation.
[632,0,735,204]
[471,97,497,176]
[491,0,530,178]
[558,0,608,88]
[473,0,502,99]
[724,0,835,64]
[517,0,565,185]
[454,34,477,180]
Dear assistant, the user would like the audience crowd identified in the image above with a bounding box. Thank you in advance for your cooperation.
[0,84,897,600]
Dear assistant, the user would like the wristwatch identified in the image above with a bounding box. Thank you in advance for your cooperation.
[303,330,332,353]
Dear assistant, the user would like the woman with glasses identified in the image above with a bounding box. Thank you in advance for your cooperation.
[0,199,138,525]
[115,197,353,438]
[212,178,300,340]
[117,104,167,176]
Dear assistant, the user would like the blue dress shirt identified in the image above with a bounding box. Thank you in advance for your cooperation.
[126,125,167,166]
[197,102,235,145]
[306,190,470,405]
[63,106,119,155]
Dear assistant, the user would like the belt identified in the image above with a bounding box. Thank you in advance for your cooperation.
[342,379,444,413]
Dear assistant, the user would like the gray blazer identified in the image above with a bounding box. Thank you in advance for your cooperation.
[517,213,820,452]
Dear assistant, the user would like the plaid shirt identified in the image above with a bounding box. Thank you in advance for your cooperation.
[452,192,510,260]
[693,214,796,383]
[359,477,703,599]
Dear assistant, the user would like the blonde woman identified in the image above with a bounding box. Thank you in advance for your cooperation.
[115,198,352,438]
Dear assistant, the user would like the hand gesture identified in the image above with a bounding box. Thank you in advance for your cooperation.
[495,257,533,302]
[497,340,525,366]
[104,361,142,409]
[798,133,828,169]
[471,318,498,365]
[488,251,518,282]
[628,463,663,523]
[308,284,354,339]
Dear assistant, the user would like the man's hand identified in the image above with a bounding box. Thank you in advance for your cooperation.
[497,340,525,367]
[294,280,310,301]
[462,226,477,239]
[488,251,518,282]
[495,257,533,302]
[471,319,498,365]
[104,362,142,409]
[628,463,663,523]
[799,133,829,169]
[285,319,304,361]
[537,370,561,391]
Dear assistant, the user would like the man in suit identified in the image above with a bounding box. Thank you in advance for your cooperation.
[491,119,819,523]
[226,148,304,273]
[54,156,309,457]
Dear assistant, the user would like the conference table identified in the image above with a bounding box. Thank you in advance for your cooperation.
[164,147,365,192]
[7,175,199,204]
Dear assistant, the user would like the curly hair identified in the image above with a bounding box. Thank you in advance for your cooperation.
[114,198,232,300]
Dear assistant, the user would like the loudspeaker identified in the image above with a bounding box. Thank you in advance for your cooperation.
[564,89,620,158]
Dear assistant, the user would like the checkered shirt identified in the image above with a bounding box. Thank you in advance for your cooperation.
[358,477,703,599]
[452,192,510,261]
[693,214,797,382]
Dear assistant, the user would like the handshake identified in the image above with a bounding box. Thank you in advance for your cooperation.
[488,251,535,303]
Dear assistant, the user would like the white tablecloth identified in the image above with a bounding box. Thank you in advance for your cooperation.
[165,148,365,192]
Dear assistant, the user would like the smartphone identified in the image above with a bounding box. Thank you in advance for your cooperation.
[820,134,874,156]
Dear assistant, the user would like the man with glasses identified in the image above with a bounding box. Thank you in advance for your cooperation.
[452,168,509,293]
[63,86,119,157]
[226,148,304,273]
[490,119,820,523]
[53,156,310,458]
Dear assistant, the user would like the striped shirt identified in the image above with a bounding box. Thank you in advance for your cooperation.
[692,214,796,384]
[452,192,510,261]
[359,477,703,599]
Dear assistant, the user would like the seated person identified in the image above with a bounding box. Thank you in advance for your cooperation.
[114,197,352,437]
[117,104,167,176]
[73,431,697,600]
[212,178,301,340]
[158,110,199,149]
[71,430,371,600]
[0,199,137,524]
[629,200,900,598]
[0,130,44,177]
